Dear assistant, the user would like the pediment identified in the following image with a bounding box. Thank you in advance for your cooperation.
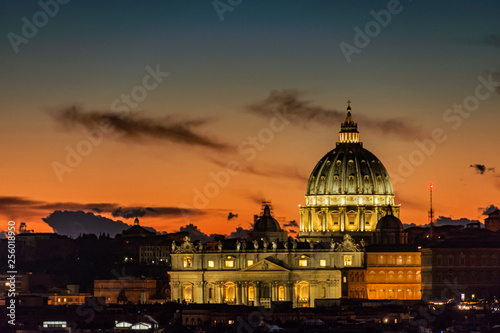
[241,258,289,272]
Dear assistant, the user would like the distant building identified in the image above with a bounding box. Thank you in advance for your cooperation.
[485,208,500,232]
[348,245,421,300]
[421,238,500,301]
[94,278,157,304]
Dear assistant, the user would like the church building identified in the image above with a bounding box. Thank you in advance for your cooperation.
[169,102,415,307]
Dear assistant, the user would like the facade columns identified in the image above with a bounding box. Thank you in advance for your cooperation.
[254,281,261,306]
[171,281,180,302]
[285,281,292,302]
[292,282,298,308]
[196,282,204,303]
[340,207,346,232]
[359,207,365,232]
[216,282,223,304]
[321,208,327,231]
[236,282,242,305]
[310,280,318,307]
[271,281,277,302]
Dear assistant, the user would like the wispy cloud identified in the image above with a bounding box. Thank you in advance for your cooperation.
[247,90,421,140]
[0,195,204,221]
[210,158,308,183]
[49,105,229,150]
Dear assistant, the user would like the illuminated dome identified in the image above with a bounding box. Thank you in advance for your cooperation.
[306,144,393,196]
[298,101,399,242]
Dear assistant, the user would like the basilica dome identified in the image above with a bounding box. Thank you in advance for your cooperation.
[306,144,393,196]
[253,205,282,232]
[306,102,393,197]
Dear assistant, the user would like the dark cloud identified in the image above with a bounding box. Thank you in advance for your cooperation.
[228,226,252,239]
[480,204,499,215]
[210,159,307,183]
[244,192,267,205]
[49,105,229,150]
[42,210,157,238]
[284,220,298,228]
[470,164,486,174]
[111,206,202,219]
[0,196,205,222]
[288,229,297,234]
[247,90,421,140]
[179,224,214,243]
[227,212,238,221]
[434,216,481,227]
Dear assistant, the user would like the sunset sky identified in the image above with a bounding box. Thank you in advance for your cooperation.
[1,1,499,237]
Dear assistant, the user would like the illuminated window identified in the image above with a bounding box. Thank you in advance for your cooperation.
[183,257,192,268]
[299,259,308,267]
[278,286,285,301]
[248,286,255,301]
[344,255,353,266]
[208,260,214,268]
[183,284,192,302]
[319,259,326,267]
[247,259,254,266]
[225,260,234,268]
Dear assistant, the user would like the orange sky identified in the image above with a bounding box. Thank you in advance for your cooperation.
[1,1,499,237]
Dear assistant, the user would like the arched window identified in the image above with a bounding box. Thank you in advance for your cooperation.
[224,283,235,302]
[278,286,285,301]
[297,281,310,301]
[248,286,255,301]
[183,284,192,302]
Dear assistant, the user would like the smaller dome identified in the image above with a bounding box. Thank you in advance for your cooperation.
[376,206,403,231]
[253,205,282,232]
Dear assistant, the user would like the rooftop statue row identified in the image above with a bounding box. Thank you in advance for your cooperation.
[171,234,364,254]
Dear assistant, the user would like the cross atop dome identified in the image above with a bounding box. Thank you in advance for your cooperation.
[338,100,360,144]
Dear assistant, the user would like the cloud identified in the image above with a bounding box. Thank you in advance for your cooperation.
[288,229,297,234]
[244,192,267,205]
[434,216,481,227]
[49,105,229,150]
[210,158,308,183]
[247,90,421,140]
[480,204,499,215]
[0,196,206,232]
[111,206,202,219]
[42,210,157,238]
[284,220,298,228]
[470,164,487,174]
[227,212,238,221]
[179,224,214,242]
[228,226,252,239]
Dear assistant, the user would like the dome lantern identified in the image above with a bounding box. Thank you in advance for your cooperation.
[339,100,360,144]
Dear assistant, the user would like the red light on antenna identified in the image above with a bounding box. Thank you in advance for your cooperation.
[430,183,434,189]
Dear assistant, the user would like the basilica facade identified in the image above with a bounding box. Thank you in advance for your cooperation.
[169,102,414,307]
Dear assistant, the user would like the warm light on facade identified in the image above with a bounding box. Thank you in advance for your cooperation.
[225,260,234,268]
[320,259,326,267]
[247,259,254,266]
[183,257,192,268]
[299,259,308,267]
[208,260,214,268]
[344,255,353,266]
